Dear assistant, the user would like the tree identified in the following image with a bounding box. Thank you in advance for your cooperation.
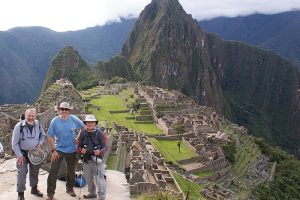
[174,123,184,153]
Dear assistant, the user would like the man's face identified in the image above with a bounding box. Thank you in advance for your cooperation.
[25,111,36,125]
[59,108,70,117]
[86,121,97,130]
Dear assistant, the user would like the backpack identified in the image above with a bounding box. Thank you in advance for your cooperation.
[81,128,103,149]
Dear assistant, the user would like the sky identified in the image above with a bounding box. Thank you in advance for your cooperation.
[1,0,300,32]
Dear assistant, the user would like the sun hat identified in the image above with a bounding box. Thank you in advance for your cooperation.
[58,102,73,110]
[28,149,46,165]
[83,114,98,124]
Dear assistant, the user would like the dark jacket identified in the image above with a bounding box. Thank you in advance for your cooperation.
[77,128,107,159]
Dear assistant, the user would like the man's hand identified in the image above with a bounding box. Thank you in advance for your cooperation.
[51,151,59,163]
[81,148,87,155]
[94,150,101,156]
[17,156,25,166]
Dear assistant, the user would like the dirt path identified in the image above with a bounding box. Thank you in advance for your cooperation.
[0,158,130,200]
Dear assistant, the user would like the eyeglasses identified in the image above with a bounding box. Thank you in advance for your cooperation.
[60,108,70,111]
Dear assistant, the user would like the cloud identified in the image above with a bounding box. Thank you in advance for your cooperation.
[0,0,299,32]
[181,0,300,20]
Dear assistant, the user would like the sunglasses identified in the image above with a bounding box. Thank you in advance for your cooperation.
[60,108,70,111]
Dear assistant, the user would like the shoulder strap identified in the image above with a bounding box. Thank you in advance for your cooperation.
[20,122,24,140]
[37,120,42,138]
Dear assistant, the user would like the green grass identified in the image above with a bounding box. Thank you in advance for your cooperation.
[117,144,127,171]
[106,154,116,170]
[149,138,197,163]
[194,170,213,178]
[233,135,261,179]
[89,92,162,135]
[172,172,205,200]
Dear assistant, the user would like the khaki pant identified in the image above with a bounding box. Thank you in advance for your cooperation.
[83,159,106,200]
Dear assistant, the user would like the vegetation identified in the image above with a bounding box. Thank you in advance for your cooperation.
[222,140,236,164]
[87,90,162,135]
[76,79,99,90]
[135,192,181,200]
[149,138,197,164]
[194,170,213,178]
[172,172,205,200]
[108,76,128,84]
[251,138,300,200]
[96,55,137,81]
[106,154,116,170]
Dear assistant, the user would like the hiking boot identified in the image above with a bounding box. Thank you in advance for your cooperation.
[83,193,97,198]
[17,192,25,200]
[66,189,76,197]
[31,186,43,197]
[46,194,54,200]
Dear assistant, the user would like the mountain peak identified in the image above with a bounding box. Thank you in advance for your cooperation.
[139,0,188,25]
[122,0,300,154]
[122,0,217,109]
[42,45,89,91]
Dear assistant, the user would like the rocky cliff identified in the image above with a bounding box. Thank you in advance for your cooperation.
[122,0,300,152]
[122,0,224,113]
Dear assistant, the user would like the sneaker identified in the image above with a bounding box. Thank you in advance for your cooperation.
[83,193,97,198]
[66,189,76,197]
[31,186,43,197]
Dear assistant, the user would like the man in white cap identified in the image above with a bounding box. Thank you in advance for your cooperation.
[11,108,46,200]
[77,114,107,200]
[46,102,85,200]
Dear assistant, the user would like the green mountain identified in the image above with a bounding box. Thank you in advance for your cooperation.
[122,0,224,113]
[0,19,135,104]
[199,11,300,69]
[43,46,96,90]
[95,55,137,81]
[122,0,300,154]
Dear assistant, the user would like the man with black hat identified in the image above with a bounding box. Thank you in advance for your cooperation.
[46,102,85,200]
[77,114,107,200]
[12,108,46,200]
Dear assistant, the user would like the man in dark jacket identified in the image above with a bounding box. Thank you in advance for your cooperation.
[77,114,107,200]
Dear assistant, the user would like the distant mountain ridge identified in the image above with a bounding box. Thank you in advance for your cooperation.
[2,11,300,104]
[199,11,300,69]
[0,19,135,104]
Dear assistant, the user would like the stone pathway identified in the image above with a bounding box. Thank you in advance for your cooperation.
[0,158,130,200]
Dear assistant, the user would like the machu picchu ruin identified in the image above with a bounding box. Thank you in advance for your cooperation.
[0,80,277,199]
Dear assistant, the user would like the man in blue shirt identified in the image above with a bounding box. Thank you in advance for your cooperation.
[46,102,85,200]
[12,108,46,200]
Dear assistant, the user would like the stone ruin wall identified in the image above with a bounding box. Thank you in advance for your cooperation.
[0,106,56,156]
[0,112,19,155]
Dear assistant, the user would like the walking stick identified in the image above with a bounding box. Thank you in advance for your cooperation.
[79,145,87,200]
[94,147,99,197]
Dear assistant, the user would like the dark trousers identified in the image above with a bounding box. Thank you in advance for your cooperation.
[47,151,77,195]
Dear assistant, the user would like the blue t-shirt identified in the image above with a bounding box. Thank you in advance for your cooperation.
[48,115,84,153]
